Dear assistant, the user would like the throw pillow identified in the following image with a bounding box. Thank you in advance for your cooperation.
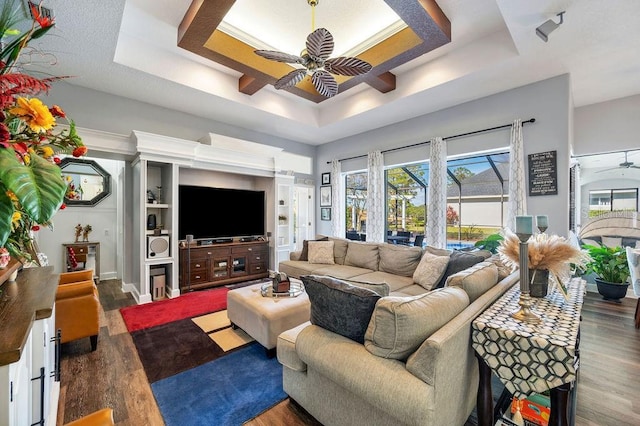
[364,287,469,360]
[412,251,450,290]
[299,236,329,261]
[302,275,382,343]
[307,241,335,264]
[435,250,485,289]
[487,254,513,280]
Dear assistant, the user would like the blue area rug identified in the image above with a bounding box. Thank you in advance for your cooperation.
[151,342,286,426]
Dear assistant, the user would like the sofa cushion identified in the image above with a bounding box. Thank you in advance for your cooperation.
[364,287,469,360]
[412,250,450,291]
[302,275,381,344]
[350,271,414,293]
[299,236,329,261]
[378,244,423,277]
[435,250,486,289]
[308,241,335,264]
[329,237,350,265]
[445,261,499,302]
[344,241,379,271]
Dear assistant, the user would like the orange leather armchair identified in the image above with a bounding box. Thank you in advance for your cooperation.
[56,269,100,351]
[65,408,114,426]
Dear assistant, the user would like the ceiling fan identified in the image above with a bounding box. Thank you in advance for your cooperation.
[254,0,372,98]
[596,151,640,172]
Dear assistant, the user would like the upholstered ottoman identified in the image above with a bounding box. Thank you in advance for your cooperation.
[226,281,310,357]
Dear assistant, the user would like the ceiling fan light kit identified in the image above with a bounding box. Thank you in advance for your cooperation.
[255,0,372,98]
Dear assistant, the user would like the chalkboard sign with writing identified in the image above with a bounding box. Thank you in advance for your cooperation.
[528,150,557,196]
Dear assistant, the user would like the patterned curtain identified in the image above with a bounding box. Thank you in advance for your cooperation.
[506,119,527,231]
[427,137,447,248]
[366,151,385,243]
[330,159,343,238]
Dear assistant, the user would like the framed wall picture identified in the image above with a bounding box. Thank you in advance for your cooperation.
[320,185,332,206]
[321,207,331,221]
[321,172,331,185]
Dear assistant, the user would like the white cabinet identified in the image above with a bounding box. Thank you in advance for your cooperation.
[0,333,31,426]
[30,308,59,426]
[275,175,295,266]
[133,156,177,303]
[0,267,59,426]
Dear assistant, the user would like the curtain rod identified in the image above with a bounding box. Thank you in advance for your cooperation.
[327,118,536,164]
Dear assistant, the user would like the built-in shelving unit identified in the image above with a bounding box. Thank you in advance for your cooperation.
[275,175,295,266]
[129,130,311,304]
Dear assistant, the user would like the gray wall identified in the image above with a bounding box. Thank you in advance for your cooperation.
[315,75,572,237]
[574,94,640,156]
[37,75,640,281]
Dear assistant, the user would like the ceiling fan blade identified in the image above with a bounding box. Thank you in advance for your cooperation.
[306,28,334,61]
[311,70,338,98]
[255,50,304,64]
[325,57,372,76]
[595,166,630,173]
[274,69,307,90]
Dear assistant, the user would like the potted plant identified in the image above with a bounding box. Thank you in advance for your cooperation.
[582,243,630,301]
[474,233,504,254]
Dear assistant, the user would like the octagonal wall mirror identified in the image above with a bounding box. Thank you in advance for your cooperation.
[60,158,111,206]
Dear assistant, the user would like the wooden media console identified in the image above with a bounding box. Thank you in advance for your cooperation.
[178,240,269,292]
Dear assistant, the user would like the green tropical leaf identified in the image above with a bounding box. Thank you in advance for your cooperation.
[0,183,14,248]
[0,148,65,225]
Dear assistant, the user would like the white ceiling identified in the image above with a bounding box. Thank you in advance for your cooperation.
[29,0,640,149]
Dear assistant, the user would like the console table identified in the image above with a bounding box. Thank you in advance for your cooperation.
[472,277,585,426]
[62,242,100,283]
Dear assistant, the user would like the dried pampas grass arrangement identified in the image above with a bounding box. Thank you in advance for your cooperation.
[498,229,591,298]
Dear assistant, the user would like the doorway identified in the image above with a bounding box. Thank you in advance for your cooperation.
[293,185,314,251]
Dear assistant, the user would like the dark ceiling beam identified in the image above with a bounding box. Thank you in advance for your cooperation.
[366,72,396,94]
[238,75,266,95]
[384,0,451,46]
[178,0,451,102]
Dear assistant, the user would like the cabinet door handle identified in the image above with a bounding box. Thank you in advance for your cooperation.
[248,248,253,251]
[255,266,261,270]
[256,256,261,260]
[195,263,201,268]
[207,252,212,255]
[195,275,201,279]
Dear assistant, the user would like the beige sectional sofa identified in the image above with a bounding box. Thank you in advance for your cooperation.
[277,236,518,426]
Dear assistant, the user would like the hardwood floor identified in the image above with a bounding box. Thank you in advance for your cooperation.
[57,280,640,425]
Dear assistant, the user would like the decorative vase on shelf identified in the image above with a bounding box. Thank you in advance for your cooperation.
[529,269,549,298]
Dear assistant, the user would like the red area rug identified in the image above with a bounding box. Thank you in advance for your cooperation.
[120,287,229,333]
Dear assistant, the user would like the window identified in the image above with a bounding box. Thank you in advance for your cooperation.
[343,151,511,246]
[345,172,368,233]
[588,188,638,217]
[384,151,510,245]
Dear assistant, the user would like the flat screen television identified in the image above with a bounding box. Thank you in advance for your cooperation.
[178,185,265,241]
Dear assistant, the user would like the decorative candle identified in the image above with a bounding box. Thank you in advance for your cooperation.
[536,215,548,229]
[515,215,533,235]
